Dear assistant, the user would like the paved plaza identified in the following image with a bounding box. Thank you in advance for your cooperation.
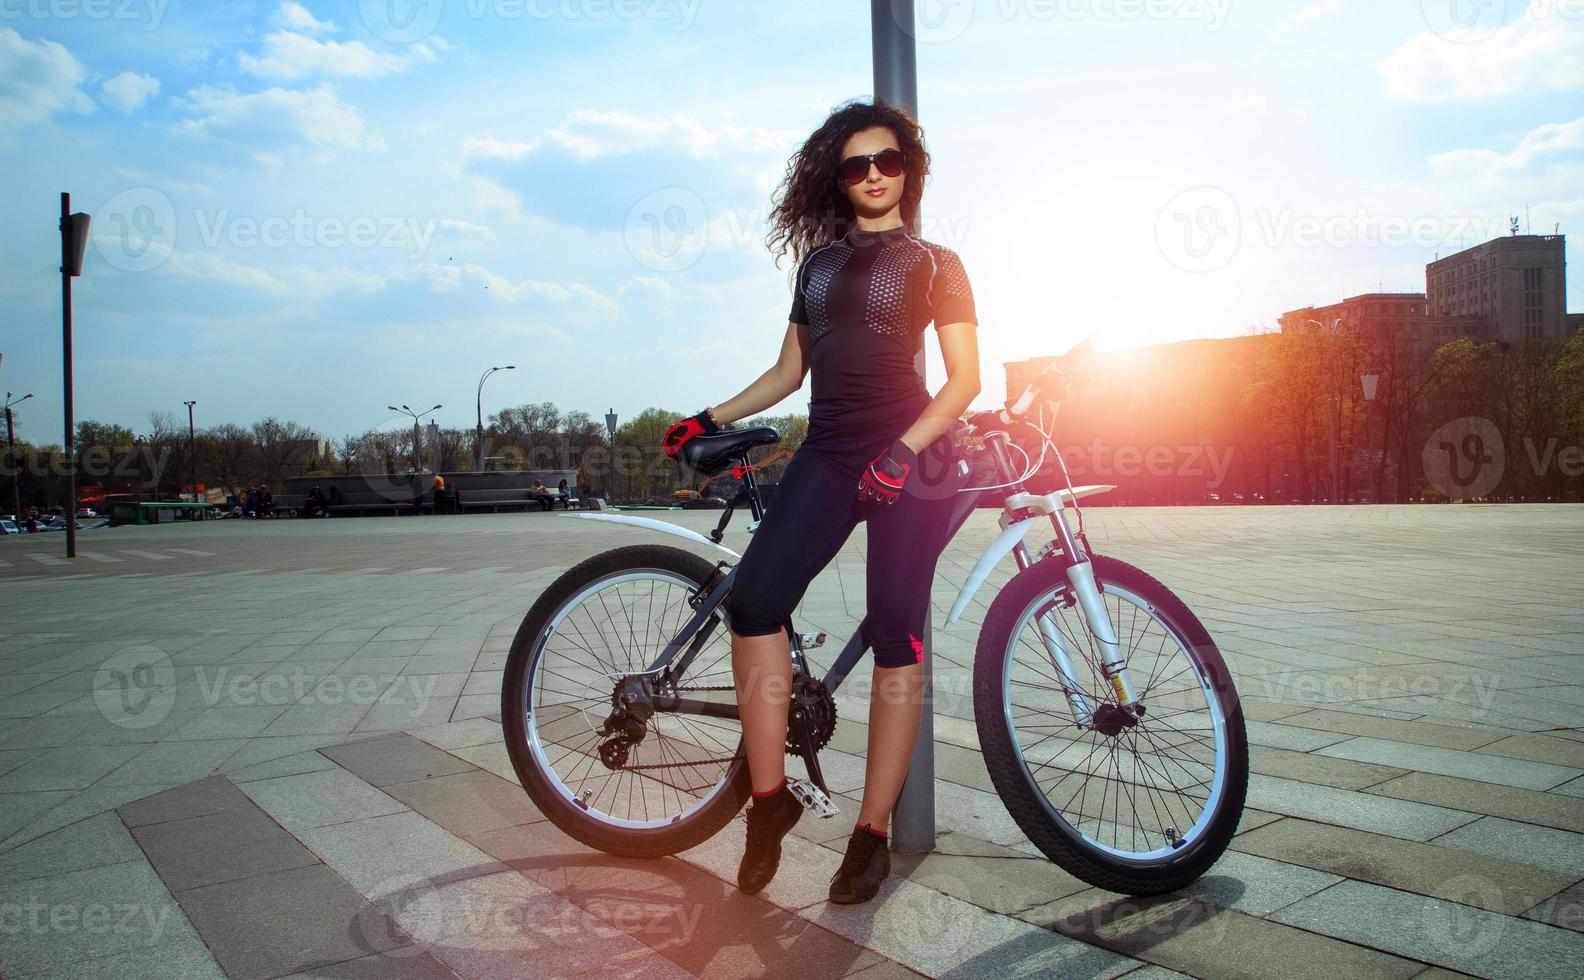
[1,504,1581,979]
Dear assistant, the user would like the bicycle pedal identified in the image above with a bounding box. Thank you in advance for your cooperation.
[799,631,826,649]
[785,777,840,818]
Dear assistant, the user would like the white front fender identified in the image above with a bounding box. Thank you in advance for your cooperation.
[558,512,740,558]
[945,517,1042,625]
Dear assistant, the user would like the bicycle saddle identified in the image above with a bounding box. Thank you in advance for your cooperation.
[677,426,780,475]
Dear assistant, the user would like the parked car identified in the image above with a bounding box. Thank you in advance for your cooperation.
[1,518,19,535]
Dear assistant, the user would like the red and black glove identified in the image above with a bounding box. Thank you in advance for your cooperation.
[662,408,719,459]
[857,439,918,507]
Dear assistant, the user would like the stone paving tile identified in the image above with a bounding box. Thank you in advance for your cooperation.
[0,859,206,977]
[100,737,250,786]
[3,782,177,851]
[1472,732,1584,767]
[167,704,290,741]
[0,810,147,882]
[227,748,345,782]
[1245,774,1478,841]
[117,774,255,827]
[1175,849,1344,917]
[1432,816,1584,878]
[129,803,322,892]
[173,862,411,980]
[320,732,478,787]
[274,945,460,979]
[66,934,227,979]
[1314,736,1580,791]
[1270,709,1507,751]
[448,740,520,785]
[1522,880,1584,934]
[1364,771,1584,833]
[238,767,410,831]
[1244,720,1354,752]
[0,742,148,792]
[217,733,350,774]
[1246,744,1409,791]
[1271,879,1584,978]
[0,789,72,842]
[1016,889,1423,980]
[1231,817,1573,916]
[295,809,507,897]
[407,716,505,751]
[382,768,544,838]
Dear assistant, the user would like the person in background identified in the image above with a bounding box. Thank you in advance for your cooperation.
[557,478,571,510]
[245,485,260,518]
[258,485,274,518]
[432,472,448,515]
[529,478,554,511]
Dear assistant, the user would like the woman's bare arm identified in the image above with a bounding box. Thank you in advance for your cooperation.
[898,320,980,453]
[708,322,810,426]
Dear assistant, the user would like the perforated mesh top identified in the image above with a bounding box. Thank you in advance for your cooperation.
[788,225,977,454]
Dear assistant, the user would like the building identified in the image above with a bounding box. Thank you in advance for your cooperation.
[1568,313,1584,338]
[1426,234,1568,342]
[1278,293,1428,342]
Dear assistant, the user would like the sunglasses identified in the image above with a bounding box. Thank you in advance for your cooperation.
[837,148,905,186]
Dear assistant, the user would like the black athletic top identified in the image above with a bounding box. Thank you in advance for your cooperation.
[789,223,977,456]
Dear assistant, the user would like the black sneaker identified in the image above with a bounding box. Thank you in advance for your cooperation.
[737,782,803,895]
[828,823,890,904]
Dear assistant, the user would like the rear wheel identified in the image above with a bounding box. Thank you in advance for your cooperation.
[973,554,1248,895]
[501,544,751,857]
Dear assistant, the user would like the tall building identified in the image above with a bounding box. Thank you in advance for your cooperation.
[1278,293,1428,341]
[1426,234,1568,342]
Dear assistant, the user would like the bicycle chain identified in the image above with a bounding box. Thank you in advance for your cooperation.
[612,683,739,772]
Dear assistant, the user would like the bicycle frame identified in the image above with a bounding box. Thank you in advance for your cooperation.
[557,398,1141,781]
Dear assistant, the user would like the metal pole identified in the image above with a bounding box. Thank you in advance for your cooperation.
[185,401,197,504]
[6,404,19,521]
[61,192,76,558]
[476,373,487,471]
[872,0,934,856]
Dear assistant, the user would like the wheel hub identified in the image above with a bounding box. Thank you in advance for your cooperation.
[1090,701,1144,737]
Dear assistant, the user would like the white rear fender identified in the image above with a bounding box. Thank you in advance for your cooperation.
[559,512,741,558]
[944,483,1115,626]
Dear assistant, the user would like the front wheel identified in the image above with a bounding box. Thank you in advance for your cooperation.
[973,553,1248,895]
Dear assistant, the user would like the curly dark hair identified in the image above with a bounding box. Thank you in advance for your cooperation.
[765,98,930,275]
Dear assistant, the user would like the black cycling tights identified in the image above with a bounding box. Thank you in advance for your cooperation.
[723,438,959,668]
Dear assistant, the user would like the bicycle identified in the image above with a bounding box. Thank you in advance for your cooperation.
[500,339,1248,895]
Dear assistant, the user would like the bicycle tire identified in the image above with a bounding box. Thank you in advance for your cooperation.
[501,543,752,858]
[973,553,1248,895]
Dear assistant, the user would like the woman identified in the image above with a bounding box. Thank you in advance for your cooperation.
[556,478,571,509]
[661,99,980,905]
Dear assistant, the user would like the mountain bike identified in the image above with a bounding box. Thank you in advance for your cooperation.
[500,340,1248,895]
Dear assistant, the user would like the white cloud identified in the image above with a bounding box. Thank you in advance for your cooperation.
[101,71,160,113]
[461,109,799,163]
[173,84,372,153]
[1274,0,1344,36]
[1428,115,1584,179]
[436,219,496,242]
[274,0,337,34]
[1381,1,1584,102]
[240,32,435,81]
[0,27,93,129]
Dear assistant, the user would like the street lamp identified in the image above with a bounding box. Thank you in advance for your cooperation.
[1361,372,1379,503]
[5,391,33,521]
[604,409,618,502]
[389,404,442,471]
[60,192,91,558]
[476,365,515,471]
[1305,317,1345,503]
[183,400,197,504]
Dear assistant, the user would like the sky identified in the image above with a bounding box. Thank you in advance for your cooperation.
[1,0,1581,442]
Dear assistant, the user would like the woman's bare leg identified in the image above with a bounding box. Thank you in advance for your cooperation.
[732,627,792,794]
[856,662,924,829]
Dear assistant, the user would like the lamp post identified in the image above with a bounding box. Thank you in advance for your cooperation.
[183,400,197,504]
[1361,372,1378,503]
[389,404,442,471]
[476,365,515,471]
[604,409,618,502]
[1305,317,1344,503]
[60,192,92,557]
[5,391,33,521]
